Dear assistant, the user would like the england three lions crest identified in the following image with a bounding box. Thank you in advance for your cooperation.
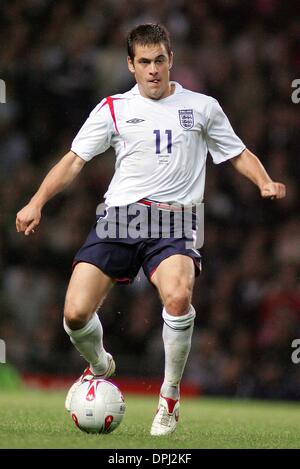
[178,109,194,130]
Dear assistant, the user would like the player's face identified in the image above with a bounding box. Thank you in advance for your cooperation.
[127,43,173,100]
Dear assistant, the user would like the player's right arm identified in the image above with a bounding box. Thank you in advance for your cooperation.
[17,96,114,236]
[16,150,86,236]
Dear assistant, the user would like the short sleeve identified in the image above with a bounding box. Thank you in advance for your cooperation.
[71,99,113,161]
[206,98,246,164]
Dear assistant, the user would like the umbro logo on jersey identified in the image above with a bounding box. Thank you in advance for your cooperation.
[126,118,145,124]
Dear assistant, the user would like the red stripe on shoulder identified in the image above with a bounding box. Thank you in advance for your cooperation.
[97,96,123,133]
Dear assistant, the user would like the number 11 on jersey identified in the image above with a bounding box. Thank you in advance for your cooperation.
[153,129,172,154]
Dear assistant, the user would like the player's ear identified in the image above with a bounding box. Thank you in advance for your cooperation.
[168,51,174,71]
[127,56,135,74]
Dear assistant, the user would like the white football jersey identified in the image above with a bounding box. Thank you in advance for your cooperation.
[71,82,245,207]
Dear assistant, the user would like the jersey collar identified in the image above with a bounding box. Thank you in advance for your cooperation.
[130,81,183,97]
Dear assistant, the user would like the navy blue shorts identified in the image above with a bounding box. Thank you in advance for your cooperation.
[73,202,201,284]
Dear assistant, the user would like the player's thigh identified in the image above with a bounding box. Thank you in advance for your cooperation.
[150,254,195,306]
[64,262,114,321]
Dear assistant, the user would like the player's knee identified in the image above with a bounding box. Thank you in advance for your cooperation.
[64,302,91,330]
[164,287,192,316]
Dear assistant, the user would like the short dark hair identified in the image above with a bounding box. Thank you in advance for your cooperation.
[127,23,171,61]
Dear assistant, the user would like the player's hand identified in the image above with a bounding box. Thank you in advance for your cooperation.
[260,181,286,199]
[16,203,42,236]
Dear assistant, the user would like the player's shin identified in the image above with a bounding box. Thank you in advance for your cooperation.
[161,305,196,400]
[63,313,109,375]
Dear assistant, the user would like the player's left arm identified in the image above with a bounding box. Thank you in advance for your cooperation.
[230,148,286,199]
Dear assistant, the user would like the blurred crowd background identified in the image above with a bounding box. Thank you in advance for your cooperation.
[1,0,300,399]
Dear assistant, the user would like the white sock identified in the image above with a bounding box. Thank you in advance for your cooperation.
[161,305,196,400]
[63,313,109,375]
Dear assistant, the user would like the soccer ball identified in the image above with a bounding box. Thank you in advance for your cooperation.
[69,379,125,434]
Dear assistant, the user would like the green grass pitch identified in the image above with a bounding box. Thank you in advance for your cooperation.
[0,389,300,449]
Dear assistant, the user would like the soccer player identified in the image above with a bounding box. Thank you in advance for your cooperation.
[16,24,286,436]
